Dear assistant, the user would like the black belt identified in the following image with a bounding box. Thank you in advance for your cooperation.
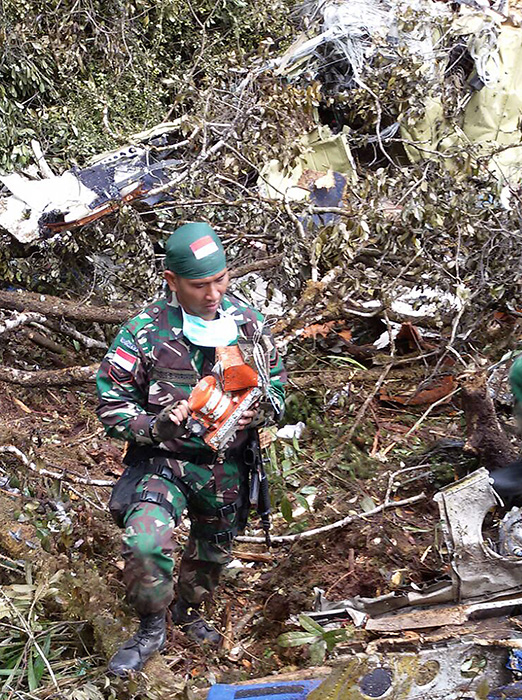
[131,462,242,521]
[209,530,236,544]
[191,522,238,545]
[125,444,239,466]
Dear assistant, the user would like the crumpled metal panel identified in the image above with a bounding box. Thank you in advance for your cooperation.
[402,18,522,183]
[434,468,522,601]
[310,468,522,632]
[307,642,511,700]
[0,136,181,242]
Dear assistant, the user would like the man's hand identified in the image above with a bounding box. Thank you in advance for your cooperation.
[237,401,259,430]
[151,400,190,443]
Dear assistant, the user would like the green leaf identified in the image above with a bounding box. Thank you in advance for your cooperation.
[326,355,367,370]
[280,495,293,522]
[322,627,353,650]
[27,653,37,691]
[42,631,52,656]
[300,486,317,496]
[360,495,377,513]
[298,614,326,635]
[309,639,327,665]
[277,631,319,648]
[295,494,310,512]
[0,669,23,676]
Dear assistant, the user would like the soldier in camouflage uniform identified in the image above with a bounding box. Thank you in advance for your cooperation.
[96,222,286,676]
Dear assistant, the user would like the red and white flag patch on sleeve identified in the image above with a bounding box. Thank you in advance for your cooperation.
[190,235,219,260]
[112,347,137,372]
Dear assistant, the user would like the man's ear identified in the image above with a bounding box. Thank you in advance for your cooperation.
[164,270,178,292]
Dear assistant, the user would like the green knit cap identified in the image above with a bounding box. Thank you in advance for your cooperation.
[510,354,522,404]
[165,222,227,279]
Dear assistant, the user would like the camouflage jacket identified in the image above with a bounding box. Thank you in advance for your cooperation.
[96,290,287,456]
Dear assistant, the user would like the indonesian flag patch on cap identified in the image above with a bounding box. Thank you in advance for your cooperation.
[190,235,219,260]
[112,347,137,372]
[165,222,226,278]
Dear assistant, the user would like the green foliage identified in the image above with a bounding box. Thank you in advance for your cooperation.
[0,206,160,301]
[278,614,353,664]
[0,574,95,694]
[0,0,296,170]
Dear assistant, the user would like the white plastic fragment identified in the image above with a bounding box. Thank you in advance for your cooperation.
[276,422,306,440]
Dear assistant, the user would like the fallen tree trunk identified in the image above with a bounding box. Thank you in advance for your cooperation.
[461,370,517,470]
[0,363,97,386]
[0,289,135,324]
[0,255,282,326]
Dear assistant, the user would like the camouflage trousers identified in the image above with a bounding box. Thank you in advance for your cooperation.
[121,457,241,616]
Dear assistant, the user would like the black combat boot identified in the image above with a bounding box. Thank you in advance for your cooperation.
[107,612,166,677]
[171,599,221,646]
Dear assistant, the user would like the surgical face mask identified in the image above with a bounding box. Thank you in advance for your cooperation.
[181,307,238,347]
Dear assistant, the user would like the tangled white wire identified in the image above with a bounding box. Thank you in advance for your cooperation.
[252,326,280,413]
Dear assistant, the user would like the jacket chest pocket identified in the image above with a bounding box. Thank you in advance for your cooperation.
[147,367,200,411]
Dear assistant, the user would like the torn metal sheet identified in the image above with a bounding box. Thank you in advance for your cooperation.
[434,468,522,601]
[391,285,464,319]
[309,468,522,634]
[309,580,455,627]
[0,135,182,243]
[402,14,522,182]
[207,680,322,699]
[307,640,513,700]
[274,0,392,81]
[271,0,441,89]
[273,0,522,182]
[365,595,522,632]
[258,126,356,206]
[499,506,522,557]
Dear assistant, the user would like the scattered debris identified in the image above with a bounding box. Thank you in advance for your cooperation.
[403,14,522,182]
[272,0,522,182]
[304,468,522,636]
[0,123,186,243]
[307,642,515,700]
[379,374,456,406]
[207,679,322,699]
[276,422,307,440]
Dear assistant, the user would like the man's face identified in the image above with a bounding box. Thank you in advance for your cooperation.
[164,268,229,320]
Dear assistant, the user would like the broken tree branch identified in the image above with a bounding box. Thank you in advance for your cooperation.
[23,328,73,358]
[379,387,461,459]
[0,446,114,487]
[461,370,517,469]
[346,362,394,444]
[0,364,97,386]
[0,254,280,329]
[34,319,108,350]
[30,139,55,179]
[284,194,316,281]
[236,492,426,544]
[229,255,283,279]
[0,311,47,336]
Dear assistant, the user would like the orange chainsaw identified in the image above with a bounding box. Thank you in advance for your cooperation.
[187,344,264,452]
